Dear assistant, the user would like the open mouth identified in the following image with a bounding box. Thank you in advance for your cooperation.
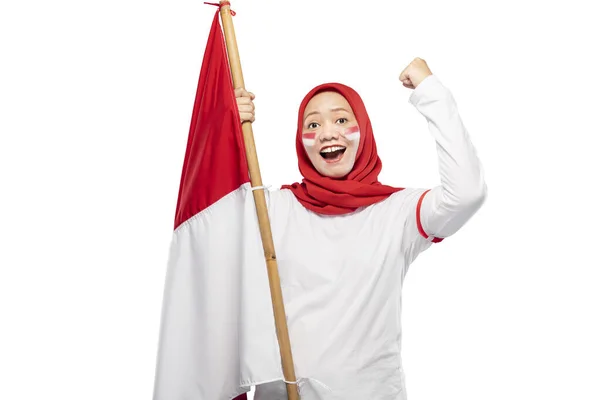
[320,145,346,163]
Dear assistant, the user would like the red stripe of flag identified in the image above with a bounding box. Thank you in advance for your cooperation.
[173,12,250,229]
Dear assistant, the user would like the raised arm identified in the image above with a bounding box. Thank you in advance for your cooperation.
[401,58,487,241]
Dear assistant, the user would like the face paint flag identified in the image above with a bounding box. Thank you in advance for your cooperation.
[152,10,282,400]
[302,132,316,147]
[302,126,359,148]
[343,126,360,141]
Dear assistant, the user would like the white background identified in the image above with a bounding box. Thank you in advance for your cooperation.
[1,0,599,399]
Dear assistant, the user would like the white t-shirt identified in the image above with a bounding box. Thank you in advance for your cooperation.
[253,188,432,399]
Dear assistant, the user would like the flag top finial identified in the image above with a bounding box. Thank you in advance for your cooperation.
[204,1,236,16]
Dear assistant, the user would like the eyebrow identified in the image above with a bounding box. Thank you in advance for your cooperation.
[303,107,351,123]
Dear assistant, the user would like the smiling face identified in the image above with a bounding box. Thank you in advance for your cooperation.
[301,91,360,178]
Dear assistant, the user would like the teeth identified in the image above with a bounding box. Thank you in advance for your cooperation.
[321,146,345,153]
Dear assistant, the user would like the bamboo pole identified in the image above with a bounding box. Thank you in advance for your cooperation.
[218,2,300,399]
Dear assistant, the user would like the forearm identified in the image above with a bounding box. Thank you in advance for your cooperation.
[409,74,487,238]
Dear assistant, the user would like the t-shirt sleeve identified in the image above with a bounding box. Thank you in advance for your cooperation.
[399,188,437,268]
[415,187,445,243]
[417,184,487,240]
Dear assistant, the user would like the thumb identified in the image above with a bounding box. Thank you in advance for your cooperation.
[234,87,245,98]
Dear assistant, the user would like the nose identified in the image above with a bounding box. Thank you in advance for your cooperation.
[320,122,341,142]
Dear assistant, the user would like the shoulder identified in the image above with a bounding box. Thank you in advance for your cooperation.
[341,188,429,230]
[266,187,295,204]
[265,187,300,215]
[375,187,428,212]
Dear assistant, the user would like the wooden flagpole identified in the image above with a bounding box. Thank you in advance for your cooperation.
[217,2,300,399]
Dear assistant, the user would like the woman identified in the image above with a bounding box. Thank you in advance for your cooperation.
[233,58,487,399]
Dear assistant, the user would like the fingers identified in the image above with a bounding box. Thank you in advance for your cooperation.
[399,70,408,82]
[239,106,255,123]
[235,87,255,100]
[237,104,254,113]
[236,96,254,107]
[399,70,412,89]
[238,105,255,123]
[240,114,255,123]
[235,87,256,123]
[401,81,415,89]
[399,76,414,89]
[239,113,255,123]
[399,62,411,82]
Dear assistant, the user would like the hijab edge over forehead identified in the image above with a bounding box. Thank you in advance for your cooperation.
[297,83,367,133]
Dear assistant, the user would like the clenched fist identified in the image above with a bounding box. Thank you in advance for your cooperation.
[235,87,255,123]
[399,57,433,89]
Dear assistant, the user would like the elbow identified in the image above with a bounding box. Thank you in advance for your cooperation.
[442,179,487,212]
[463,181,488,210]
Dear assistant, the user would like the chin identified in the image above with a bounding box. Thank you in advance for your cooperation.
[317,164,353,179]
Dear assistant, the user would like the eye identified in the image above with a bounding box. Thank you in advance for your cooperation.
[308,122,319,129]
[336,118,348,124]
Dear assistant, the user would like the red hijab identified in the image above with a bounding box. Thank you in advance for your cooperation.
[281,83,405,215]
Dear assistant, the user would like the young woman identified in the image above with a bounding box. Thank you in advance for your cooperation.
[232,57,487,399]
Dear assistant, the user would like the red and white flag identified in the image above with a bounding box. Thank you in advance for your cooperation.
[152,11,282,400]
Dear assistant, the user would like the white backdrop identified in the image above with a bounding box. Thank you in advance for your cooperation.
[1,0,599,399]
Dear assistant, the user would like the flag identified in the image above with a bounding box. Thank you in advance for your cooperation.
[152,11,282,400]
